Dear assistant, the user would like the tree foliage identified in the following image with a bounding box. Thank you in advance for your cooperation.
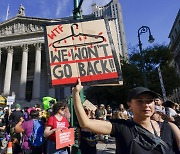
[85,44,180,108]
[129,44,180,95]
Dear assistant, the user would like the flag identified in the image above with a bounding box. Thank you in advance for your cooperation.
[6,4,10,20]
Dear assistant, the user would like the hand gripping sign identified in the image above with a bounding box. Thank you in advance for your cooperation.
[55,128,74,149]
[44,18,123,86]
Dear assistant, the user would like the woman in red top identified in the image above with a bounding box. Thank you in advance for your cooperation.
[44,102,69,154]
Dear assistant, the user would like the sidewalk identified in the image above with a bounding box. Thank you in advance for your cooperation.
[0,138,116,154]
[96,137,116,154]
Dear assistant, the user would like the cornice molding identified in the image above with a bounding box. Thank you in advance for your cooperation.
[0,37,44,48]
[0,22,44,37]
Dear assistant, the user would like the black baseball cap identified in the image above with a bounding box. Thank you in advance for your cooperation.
[127,87,158,102]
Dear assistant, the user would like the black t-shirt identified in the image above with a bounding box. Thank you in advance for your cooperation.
[9,110,24,127]
[0,118,6,137]
[106,108,112,120]
[0,118,6,127]
[13,143,22,154]
[110,119,178,154]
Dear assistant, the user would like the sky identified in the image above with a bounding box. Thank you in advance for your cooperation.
[0,0,179,52]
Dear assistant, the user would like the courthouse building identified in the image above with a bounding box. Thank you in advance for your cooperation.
[0,5,72,106]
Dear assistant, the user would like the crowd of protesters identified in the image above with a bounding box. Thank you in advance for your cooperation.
[0,84,179,154]
[0,99,71,154]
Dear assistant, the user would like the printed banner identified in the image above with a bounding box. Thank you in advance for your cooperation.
[45,19,122,86]
[55,128,74,149]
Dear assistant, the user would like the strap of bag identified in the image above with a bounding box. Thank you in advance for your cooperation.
[150,121,169,149]
[134,124,170,153]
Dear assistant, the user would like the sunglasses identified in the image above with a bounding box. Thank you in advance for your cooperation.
[60,107,65,110]
[134,98,155,104]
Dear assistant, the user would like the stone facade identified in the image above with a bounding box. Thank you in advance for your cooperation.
[0,15,71,107]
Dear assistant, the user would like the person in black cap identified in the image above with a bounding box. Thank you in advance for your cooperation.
[72,79,180,154]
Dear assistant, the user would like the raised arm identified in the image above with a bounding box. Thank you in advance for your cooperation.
[72,79,112,135]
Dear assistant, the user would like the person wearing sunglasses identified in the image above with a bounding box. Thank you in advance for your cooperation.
[44,102,70,154]
[72,79,180,154]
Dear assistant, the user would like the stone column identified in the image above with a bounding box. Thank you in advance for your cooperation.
[3,46,13,96]
[32,43,41,100]
[19,44,28,100]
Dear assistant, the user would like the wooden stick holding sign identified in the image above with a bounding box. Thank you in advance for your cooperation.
[55,128,75,149]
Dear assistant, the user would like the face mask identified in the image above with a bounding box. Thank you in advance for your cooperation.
[0,111,3,115]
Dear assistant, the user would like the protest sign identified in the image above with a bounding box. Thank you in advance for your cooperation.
[55,128,74,149]
[7,95,15,105]
[44,18,123,86]
[83,99,97,112]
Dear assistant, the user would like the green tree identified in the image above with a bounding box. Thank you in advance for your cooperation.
[85,44,180,108]
[129,44,180,95]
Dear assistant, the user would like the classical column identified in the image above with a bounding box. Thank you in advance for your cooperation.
[3,46,13,96]
[19,44,28,100]
[32,43,41,100]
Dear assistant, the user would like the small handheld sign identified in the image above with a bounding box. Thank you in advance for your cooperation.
[7,96,15,106]
[55,128,74,149]
[83,100,97,112]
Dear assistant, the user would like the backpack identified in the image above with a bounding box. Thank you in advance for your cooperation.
[28,119,45,147]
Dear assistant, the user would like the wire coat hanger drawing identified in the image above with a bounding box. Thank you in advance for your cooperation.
[52,23,106,49]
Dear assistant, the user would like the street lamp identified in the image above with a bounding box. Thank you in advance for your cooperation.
[138,26,155,88]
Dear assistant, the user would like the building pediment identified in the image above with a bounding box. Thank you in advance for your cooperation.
[0,16,60,38]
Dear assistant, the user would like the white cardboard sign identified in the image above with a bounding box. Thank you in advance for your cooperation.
[7,96,15,105]
[45,18,123,86]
